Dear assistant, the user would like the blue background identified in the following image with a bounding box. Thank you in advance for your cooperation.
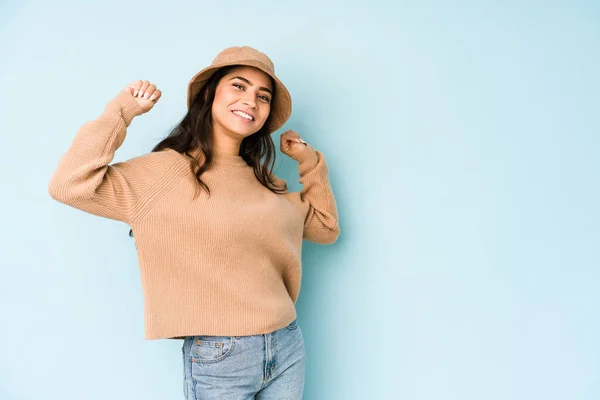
[1,0,598,399]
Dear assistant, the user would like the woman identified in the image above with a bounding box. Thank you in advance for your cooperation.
[48,45,340,399]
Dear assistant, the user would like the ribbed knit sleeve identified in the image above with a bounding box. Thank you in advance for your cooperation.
[293,147,340,244]
[48,91,176,223]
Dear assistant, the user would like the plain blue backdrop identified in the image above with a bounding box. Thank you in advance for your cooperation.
[1,0,598,399]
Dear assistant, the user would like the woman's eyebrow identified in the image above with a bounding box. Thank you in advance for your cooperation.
[229,76,273,95]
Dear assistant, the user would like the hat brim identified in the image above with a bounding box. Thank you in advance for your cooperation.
[187,59,291,134]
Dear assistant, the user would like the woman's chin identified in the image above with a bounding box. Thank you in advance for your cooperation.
[225,124,263,137]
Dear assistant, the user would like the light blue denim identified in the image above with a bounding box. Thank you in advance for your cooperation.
[182,318,305,399]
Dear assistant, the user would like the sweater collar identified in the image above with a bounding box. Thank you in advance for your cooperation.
[188,147,249,167]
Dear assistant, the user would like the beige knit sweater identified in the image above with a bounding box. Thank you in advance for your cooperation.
[48,90,340,340]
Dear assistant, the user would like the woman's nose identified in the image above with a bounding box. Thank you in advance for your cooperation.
[241,96,256,108]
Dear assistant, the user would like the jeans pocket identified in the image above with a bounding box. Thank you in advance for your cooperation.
[190,336,236,364]
[285,318,299,331]
[182,345,187,396]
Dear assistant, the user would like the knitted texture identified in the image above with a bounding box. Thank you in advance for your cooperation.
[48,90,340,340]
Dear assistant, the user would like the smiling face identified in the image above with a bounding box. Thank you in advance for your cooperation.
[211,66,273,141]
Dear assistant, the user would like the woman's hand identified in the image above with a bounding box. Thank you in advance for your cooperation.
[122,79,162,113]
[280,130,310,159]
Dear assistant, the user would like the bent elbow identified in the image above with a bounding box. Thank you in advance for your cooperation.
[324,227,340,244]
[304,225,340,245]
[48,176,87,204]
[48,176,66,202]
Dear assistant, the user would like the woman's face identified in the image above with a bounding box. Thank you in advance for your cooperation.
[211,66,273,139]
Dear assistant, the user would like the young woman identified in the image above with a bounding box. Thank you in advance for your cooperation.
[48,45,340,399]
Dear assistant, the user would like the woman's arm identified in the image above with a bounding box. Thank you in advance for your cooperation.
[293,147,340,244]
[48,90,166,223]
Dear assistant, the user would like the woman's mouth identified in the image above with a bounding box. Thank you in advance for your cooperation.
[231,110,255,122]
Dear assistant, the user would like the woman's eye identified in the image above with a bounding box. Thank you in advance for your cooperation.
[259,95,271,103]
[233,83,244,90]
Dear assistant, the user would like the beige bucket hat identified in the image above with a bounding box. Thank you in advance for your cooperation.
[186,46,292,134]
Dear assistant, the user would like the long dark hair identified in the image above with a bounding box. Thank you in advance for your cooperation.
[129,65,287,240]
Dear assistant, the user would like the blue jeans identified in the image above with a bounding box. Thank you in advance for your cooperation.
[182,319,306,399]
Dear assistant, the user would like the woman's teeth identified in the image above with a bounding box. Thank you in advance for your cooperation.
[232,111,254,121]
